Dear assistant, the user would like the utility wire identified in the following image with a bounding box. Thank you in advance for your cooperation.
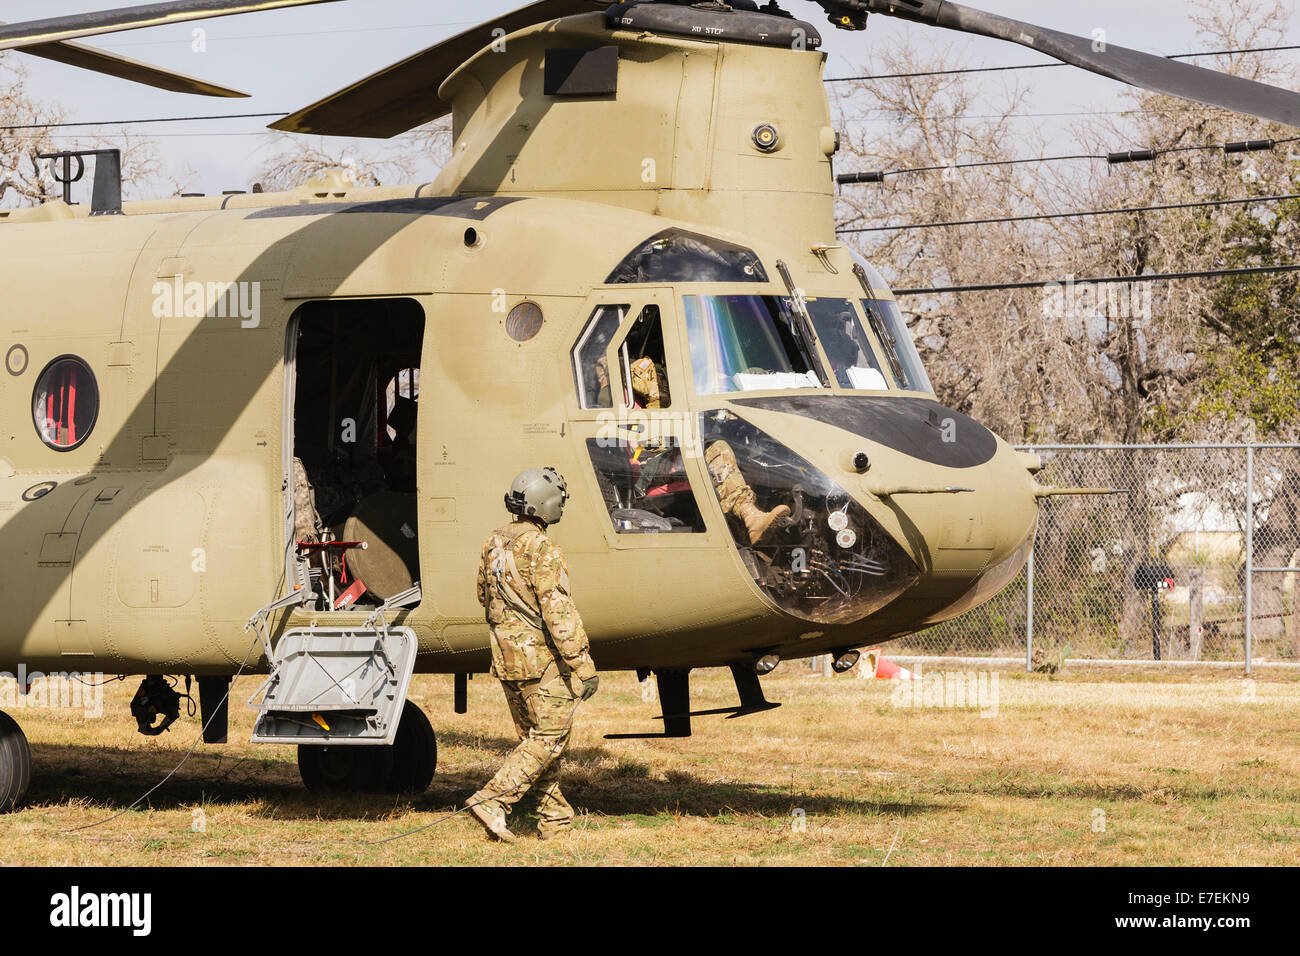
[837,136,1300,183]
[8,105,1266,134]
[842,151,1105,181]
[837,193,1300,234]
[893,264,1300,296]
[825,42,1300,83]
[840,105,1282,123]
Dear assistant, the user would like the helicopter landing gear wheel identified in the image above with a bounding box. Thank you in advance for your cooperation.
[297,742,394,795]
[0,711,32,813]
[384,700,437,794]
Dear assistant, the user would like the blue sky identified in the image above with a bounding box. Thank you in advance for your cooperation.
[7,0,1295,196]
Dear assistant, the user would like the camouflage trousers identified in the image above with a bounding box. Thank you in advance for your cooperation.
[475,665,580,836]
[705,440,755,515]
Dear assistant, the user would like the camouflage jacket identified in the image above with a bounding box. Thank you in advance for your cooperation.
[476,519,597,683]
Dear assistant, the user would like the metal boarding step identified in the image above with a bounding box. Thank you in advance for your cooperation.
[249,627,418,746]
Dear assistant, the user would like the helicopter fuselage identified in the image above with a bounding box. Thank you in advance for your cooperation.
[0,185,1037,677]
[0,7,1040,680]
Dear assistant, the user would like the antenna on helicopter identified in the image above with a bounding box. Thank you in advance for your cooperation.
[37,149,124,215]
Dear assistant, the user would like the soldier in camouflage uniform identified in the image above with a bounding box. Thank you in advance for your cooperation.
[629,359,790,544]
[468,467,599,843]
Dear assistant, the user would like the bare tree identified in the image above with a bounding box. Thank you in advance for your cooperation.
[832,0,1297,448]
[0,56,69,206]
[254,120,453,192]
[832,0,1299,652]
[0,55,177,207]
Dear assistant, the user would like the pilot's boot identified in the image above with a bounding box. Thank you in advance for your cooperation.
[737,498,792,545]
[706,440,790,545]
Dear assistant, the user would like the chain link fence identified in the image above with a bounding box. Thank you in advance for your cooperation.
[893,445,1300,670]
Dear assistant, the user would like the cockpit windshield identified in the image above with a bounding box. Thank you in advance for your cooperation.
[682,294,826,395]
[805,298,889,391]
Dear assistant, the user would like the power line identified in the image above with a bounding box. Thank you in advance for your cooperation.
[16,106,1256,136]
[838,151,1104,183]
[825,42,1300,83]
[893,264,1300,296]
[840,105,1266,123]
[836,136,1300,184]
[837,193,1300,234]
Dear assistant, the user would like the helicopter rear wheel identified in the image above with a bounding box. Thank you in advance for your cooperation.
[0,711,32,813]
[297,742,394,795]
[384,700,437,794]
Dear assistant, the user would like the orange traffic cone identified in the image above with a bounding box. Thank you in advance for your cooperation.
[863,647,919,680]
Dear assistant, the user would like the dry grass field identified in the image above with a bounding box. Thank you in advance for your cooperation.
[1,665,1297,866]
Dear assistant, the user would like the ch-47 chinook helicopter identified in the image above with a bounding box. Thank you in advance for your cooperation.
[0,0,1296,810]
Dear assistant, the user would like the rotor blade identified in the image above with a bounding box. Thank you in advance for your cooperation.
[0,0,342,52]
[861,0,1300,128]
[21,39,248,97]
[272,0,606,138]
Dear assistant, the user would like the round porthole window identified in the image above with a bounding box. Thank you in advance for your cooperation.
[505,301,544,342]
[32,355,99,451]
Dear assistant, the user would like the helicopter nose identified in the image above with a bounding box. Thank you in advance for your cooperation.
[715,396,1039,625]
[833,429,1040,626]
[850,440,1039,578]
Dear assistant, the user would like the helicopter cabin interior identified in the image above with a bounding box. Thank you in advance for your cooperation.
[286,298,425,612]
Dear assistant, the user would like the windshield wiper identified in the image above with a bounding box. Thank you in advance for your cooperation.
[852,262,909,387]
[775,259,828,384]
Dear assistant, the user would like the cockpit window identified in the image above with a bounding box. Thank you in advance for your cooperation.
[683,294,826,395]
[860,298,934,394]
[805,298,888,390]
[572,304,627,409]
[586,437,706,534]
[607,228,767,284]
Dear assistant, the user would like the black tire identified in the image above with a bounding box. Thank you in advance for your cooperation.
[0,711,32,813]
[297,742,394,795]
[385,700,437,794]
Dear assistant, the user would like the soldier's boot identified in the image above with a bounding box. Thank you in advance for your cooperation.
[535,766,574,841]
[737,499,792,545]
[467,795,517,844]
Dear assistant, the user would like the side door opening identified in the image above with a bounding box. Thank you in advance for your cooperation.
[285,298,425,612]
